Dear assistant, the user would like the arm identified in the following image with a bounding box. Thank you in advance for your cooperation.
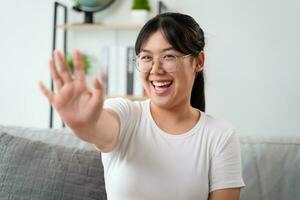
[209,188,241,200]
[39,49,120,153]
[79,108,121,153]
[209,131,245,199]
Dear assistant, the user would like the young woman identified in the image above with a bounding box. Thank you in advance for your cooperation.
[39,12,245,200]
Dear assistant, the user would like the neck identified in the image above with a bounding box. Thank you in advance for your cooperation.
[150,101,193,123]
[149,99,200,135]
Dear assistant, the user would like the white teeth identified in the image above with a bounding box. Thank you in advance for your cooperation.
[152,81,172,87]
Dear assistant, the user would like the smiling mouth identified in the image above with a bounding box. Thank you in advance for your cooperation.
[151,81,173,89]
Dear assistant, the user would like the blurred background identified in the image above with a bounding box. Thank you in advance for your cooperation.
[0,0,299,137]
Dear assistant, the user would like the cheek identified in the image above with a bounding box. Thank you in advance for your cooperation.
[140,73,147,82]
[140,73,149,88]
[175,71,195,92]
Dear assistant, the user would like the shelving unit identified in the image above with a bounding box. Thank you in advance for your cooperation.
[56,23,144,30]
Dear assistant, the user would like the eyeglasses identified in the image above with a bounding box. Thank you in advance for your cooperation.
[134,53,192,73]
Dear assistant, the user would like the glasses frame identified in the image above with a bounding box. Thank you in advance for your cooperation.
[133,54,193,73]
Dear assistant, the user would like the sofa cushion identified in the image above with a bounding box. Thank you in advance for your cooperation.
[0,125,95,151]
[240,136,300,200]
[0,131,106,200]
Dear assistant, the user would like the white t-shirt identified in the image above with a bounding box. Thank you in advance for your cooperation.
[100,98,245,200]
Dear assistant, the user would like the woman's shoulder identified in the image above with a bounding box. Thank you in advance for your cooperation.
[201,112,236,137]
[201,113,239,155]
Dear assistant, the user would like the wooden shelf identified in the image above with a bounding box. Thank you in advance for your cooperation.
[56,23,144,30]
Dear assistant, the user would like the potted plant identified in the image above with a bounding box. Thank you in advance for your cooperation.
[66,53,91,75]
[131,0,151,23]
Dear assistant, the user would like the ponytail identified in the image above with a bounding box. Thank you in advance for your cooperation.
[191,71,205,111]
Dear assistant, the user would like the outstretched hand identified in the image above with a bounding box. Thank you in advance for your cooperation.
[39,50,105,130]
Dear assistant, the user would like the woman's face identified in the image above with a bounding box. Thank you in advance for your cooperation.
[139,30,204,109]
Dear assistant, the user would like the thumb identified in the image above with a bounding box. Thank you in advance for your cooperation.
[38,81,55,103]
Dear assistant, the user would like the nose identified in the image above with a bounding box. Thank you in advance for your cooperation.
[149,58,165,74]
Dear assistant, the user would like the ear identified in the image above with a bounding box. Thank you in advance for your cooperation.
[195,51,205,72]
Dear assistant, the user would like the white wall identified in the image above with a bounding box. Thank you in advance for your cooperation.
[0,1,53,128]
[0,0,299,136]
[174,0,300,136]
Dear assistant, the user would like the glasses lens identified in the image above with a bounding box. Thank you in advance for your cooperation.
[134,55,181,73]
[161,56,177,72]
[135,58,150,72]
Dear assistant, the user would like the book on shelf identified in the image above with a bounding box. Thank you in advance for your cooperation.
[97,45,144,99]
[126,46,135,95]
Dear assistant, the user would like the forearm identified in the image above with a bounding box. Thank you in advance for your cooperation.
[208,188,241,200]
[71,109,120,152]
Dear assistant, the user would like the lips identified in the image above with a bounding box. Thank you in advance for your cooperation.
[151,80,173,88]
[150,80,173,95]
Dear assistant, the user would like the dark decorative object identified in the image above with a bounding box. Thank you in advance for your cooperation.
[73,0,115,23]
[158,1,167,14]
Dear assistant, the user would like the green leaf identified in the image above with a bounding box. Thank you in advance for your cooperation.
[131,0,151,11]
[66,53,91,74]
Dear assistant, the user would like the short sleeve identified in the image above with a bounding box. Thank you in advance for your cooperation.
[209,130,245,192]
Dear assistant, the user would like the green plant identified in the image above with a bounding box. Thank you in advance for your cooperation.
[66,53,91,74]
[131,0,151,11]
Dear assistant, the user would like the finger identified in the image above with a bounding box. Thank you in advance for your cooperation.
[49,59,63,91]
[73,49,86,82]
[94,75,103,88]
[54,50,73,83]
[38,81,55,103]
[91,76,104,104]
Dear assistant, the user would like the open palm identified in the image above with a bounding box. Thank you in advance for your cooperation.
[39,50,104,130]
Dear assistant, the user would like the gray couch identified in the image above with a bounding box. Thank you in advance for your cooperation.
[0,125,299,200]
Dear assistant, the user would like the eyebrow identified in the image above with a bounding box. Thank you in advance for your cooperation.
[140,47,175,53]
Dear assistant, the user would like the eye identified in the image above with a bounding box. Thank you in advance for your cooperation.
[163,54,176,61]
[139,55,152,62]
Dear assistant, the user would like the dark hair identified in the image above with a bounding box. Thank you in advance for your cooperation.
[135,12,206,111]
